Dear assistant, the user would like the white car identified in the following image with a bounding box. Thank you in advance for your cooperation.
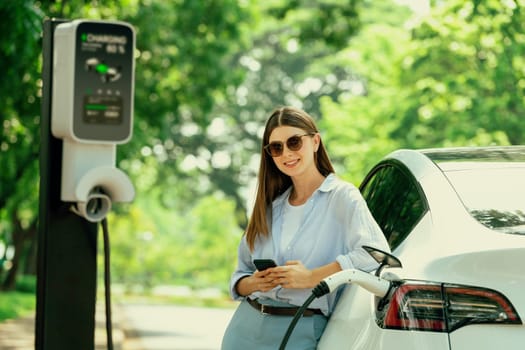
[318,146,525,350]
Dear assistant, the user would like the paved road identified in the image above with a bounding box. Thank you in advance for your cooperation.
[0,303,125,350]
[120,303,237,350]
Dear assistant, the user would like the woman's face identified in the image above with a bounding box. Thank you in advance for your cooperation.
[267,126,320,178]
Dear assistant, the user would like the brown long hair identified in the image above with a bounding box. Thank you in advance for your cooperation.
[245,106,335,251]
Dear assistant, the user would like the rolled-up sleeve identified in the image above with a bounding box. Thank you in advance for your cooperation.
[336,190,390,272]
[229,236,254,300]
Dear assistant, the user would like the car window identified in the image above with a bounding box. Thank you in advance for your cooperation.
[360,162,427,250]
[443,166,525,235]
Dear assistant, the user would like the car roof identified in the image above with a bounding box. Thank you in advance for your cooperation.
[418,145,525,162]
[382,145,525,189]
[381,146,525,181]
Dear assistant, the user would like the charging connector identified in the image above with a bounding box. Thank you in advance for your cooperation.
[279,246,401,350]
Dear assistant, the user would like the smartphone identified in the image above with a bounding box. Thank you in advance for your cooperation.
[253,259,277,271]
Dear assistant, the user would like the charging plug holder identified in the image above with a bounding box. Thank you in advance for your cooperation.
[61,140,135,222]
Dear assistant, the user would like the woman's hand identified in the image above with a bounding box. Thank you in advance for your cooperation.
[252,268,280,292]
[235,268,280,296]
[236,261,341,295]
[270,261,315,289]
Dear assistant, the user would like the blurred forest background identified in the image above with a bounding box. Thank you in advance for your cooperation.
[1,0,524,309]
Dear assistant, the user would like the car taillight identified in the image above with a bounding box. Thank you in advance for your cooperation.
[378,282,522,332]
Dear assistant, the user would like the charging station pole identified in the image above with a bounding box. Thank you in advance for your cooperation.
[37,18,98,349]
[38,17,135,349]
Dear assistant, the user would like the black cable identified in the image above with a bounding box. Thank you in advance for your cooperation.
[101,218,114,350]
[278,293,317,350]
[278,281,331,350]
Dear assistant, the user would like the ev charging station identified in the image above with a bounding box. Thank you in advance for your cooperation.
[51,19,135,221]
[37,18,135,349]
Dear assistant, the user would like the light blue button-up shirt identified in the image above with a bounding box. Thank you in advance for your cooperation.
[229,174,390,315]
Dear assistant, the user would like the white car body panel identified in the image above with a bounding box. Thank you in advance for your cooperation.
[449,324,525,350]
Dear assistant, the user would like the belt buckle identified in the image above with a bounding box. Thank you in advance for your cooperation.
[260,304,269,315]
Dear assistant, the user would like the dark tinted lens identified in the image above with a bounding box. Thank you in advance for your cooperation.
[265,134,310,157]
[286,135,303,151]
[267,142,283,156]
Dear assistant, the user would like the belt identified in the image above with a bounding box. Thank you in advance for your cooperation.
[247,298,323,317]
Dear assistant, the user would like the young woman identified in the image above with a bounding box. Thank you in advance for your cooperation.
[221,106,389,349]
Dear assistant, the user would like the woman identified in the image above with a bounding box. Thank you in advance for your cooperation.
[221,106,389,349]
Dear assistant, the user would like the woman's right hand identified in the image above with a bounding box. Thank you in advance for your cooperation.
[253,268,280,292]
[236,268,279,296]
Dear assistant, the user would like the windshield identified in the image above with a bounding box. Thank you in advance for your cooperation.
[442,165,525,235]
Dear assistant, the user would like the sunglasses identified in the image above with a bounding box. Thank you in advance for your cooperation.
[264,133,314,157]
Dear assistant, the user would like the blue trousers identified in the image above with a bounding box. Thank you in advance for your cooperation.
[221,299,328,350]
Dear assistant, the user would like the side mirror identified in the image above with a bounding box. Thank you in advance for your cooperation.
[362,245,402,277]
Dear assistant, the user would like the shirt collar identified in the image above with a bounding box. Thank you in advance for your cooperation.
[319,173,337,192]
[273,173,337,207]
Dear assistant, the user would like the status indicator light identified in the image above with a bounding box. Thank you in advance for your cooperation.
[96,63,109,74]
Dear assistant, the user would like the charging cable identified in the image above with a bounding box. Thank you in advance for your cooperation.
[279,247,400,349]
[278,282,330,350]
[101,218,114,350]
[279,270,390,350]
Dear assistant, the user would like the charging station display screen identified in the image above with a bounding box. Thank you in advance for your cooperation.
[73,21,134,142]
[84,95,123,124]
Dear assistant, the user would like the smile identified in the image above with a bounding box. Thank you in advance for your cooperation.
[284,159,299,167]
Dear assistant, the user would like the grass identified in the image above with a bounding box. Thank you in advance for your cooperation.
[0,291,36,322]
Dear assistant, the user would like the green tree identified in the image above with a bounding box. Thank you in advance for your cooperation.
[106,193,241,291]
[319,0,412,183]
[392,0,525,147]
[0,0,44,290]
[183,194,241,288]
[321,0,525,184]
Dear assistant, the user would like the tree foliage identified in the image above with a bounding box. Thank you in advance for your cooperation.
[0,0,44,289]
[1,0,525,294]
[321,0,525,184]
[393,0,525,147]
